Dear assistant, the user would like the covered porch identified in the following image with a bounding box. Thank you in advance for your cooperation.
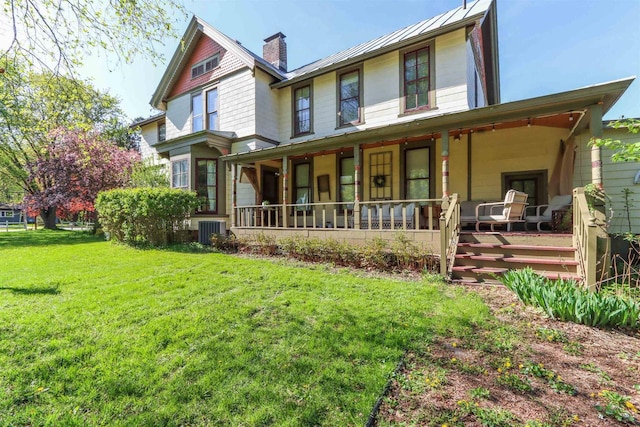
[222,80,630,286]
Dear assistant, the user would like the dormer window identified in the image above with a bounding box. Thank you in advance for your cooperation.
[191,54,219,79]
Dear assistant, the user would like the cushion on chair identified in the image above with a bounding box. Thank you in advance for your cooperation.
[393,203,403,219]
[381,204,391,220]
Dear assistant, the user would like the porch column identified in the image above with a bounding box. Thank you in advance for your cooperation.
[231,163,237,227]
[589,103,604,189]
[354,144,361,229]
[441,130,450,200]
[282,155,288,227]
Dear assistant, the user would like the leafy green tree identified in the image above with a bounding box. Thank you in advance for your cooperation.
[1,0,186,76]
[0,67,136,227]
[591,118,640,162]
[130,160,170,188]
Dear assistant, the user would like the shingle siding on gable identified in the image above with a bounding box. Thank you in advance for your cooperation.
[219,69,256,137]
[169,36,245,99]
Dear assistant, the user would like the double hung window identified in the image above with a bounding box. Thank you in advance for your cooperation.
[172,159,188,189]
[403,46,431,111]
[338,70,361,126]
[293,85,312,136]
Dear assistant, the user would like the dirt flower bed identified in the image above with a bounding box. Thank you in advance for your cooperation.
[377,285,640,427]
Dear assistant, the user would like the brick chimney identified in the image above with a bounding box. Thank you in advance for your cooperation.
[263,32,287,72]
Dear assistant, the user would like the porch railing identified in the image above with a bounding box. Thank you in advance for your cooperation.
[573,187,597,289]
[234,199,442,231]
[439,194,460,277]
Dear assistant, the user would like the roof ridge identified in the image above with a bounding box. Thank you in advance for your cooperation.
[281,0,491,83]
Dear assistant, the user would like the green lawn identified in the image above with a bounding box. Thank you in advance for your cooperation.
[0,231,490,426]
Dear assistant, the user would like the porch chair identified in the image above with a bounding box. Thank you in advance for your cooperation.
[475,190,529,232]
[524,194,573,232]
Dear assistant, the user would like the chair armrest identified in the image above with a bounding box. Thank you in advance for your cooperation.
[526,204,549,216]
[475,201,503,217]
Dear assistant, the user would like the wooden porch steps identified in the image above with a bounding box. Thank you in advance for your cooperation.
[452,232,581,284]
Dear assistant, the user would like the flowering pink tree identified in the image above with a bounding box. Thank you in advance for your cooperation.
[24,129,140,229]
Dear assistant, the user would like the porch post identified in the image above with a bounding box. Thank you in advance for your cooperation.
[441,130,450,200]
[231,163,237,227]
[354,143,361,229]
[589,103,604,189]
[282,155,288,227]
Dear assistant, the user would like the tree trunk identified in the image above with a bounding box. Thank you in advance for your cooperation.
[40,207,57,229]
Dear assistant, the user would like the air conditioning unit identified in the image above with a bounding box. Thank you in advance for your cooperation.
[198,220,227,245]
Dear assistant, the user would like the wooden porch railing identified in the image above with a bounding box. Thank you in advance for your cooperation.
[234,199,442,231]
[573,187,597,290]
[439,194,460,277]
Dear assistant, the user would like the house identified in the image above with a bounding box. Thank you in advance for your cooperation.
[0,203,24,224]
[135,0,634,286]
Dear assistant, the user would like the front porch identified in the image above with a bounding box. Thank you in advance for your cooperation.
[229,189,603,289]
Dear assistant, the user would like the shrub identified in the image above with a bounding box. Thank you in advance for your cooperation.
[95,188,200,246]
[501,268,640,329]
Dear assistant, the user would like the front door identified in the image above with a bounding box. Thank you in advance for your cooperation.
[262,168,279,204]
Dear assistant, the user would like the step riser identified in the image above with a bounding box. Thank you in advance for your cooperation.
[451,271,581,282]
[459,233,573,247]
[454,258,578,273]
[457,248,575,260]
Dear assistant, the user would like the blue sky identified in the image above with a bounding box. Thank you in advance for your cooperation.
[82,0,640,121]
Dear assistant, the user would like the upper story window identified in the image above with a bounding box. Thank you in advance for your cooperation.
[171,159,189,189]
[292,83,312,136]
[192,93,203,132]
[191,55,219,79]
[207,89,219,131]
[402,44,434,112]
[157,121,166,142]
[337,68,362,127]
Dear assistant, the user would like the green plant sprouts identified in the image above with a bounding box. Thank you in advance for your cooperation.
[501,268,640,329]
[595,390,638,424]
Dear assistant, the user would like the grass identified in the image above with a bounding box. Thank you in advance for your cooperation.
[0,230,490,426]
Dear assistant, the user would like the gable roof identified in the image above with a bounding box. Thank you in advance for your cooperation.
[273,0,495,88]
[150,0,495,108]
[150,16,286,110]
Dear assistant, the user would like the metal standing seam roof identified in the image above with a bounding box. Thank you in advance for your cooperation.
[282,0,492,81]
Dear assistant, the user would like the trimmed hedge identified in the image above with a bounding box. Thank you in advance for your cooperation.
[95,188,200,246]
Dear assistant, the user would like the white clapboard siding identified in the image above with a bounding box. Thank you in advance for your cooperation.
[254,69,280,142]
[574,128,640,234]
[276,28,470,141]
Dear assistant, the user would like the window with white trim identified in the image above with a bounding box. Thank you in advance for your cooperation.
[172,159,188,189]
[192,93,203,132]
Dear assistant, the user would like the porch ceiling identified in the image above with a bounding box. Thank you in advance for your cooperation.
[221,77,633,163]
